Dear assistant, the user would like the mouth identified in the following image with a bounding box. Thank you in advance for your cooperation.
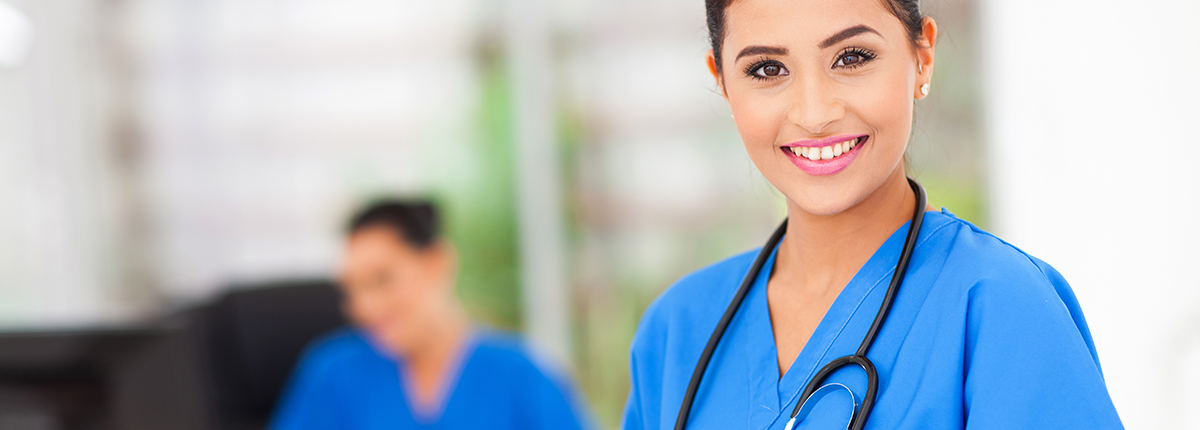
[780,134,867,176]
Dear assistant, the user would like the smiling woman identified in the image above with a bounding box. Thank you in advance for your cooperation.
[620,0,1124,429]
[714,0,934,217]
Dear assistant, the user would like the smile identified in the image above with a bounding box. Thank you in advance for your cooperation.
[787,137,859,161]
[781,134,868,176]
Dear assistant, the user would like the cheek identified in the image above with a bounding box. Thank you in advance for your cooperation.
[858,72,913,140]
[849,69,915,173]
[346,289,386,327]
[383,282,415,324]
[728,90,789,160]
[373,286,419,347]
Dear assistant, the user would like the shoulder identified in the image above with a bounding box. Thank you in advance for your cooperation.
[472,329,530,365]
[470,331,593,428]
[636,249,759,334]
[627,247,762,374]
[471,330,591,413]
[665,248,760,303]
[277,327,384,407]
[472,329,571,382]
[295,327,382,376]
[923,211,1090,338]
[925,210,1067,293]
[921,221,1118,423]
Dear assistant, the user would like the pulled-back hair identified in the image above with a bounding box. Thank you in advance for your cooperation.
[347,199,441,250]
[706,0,925,73]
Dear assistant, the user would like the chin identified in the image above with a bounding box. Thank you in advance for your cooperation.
[792,196,857,217]
[778,181,868,217]
[363,328,408,355]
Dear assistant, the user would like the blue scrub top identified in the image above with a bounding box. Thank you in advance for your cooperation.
[622,209,1123,429]
[271,328,592,430]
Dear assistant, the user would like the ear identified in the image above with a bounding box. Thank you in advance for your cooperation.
[914,17,938,100]
[706,49,728,99]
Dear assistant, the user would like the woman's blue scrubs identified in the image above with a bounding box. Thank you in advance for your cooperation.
[622,209,1123,429]
[271,328,591,430]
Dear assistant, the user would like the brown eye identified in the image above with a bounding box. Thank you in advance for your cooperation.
[749,61,789,79]
[833,48,877,69]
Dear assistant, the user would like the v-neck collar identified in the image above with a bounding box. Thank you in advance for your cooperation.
[395,330,480,424]
[740,218,918,428]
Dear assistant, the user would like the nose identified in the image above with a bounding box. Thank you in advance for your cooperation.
[786,75,845,135]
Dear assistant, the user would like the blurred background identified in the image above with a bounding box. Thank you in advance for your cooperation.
[0,0,1195,429]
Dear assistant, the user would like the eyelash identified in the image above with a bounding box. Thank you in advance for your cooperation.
[743,57,785,81]
[833,47,877,69]
[741,47,879,80]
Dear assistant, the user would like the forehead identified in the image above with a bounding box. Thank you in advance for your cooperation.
[345,227,418,261]
[724,0,900,51]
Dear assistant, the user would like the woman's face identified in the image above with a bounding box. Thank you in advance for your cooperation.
[340,227,453,356]
[712,0,934,216]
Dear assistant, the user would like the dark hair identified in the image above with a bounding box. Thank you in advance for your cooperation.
[706,0,925,73]
[347,199,441,250]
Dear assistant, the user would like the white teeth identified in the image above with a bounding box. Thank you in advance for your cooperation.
[790,137,864,161]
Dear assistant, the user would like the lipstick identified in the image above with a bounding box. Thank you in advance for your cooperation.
[781,134,867,176]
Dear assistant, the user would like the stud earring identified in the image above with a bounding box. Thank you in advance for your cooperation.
[920,83,930,96]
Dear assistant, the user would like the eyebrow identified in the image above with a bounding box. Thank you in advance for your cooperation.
[732,25,883,62]
[734,45,788,61]
[819,25,882,49]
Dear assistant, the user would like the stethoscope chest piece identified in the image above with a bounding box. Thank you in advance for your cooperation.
[783,383,859,430]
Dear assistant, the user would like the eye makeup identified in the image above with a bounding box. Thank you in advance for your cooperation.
[832,46,877,69]
[743,57,789,80]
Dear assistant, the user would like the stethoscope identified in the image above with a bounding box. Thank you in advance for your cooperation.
[673,177,927,430]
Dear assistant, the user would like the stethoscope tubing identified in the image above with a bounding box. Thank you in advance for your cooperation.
[793,178,926,430]
[672,217,787,430]
[673,178,927,430]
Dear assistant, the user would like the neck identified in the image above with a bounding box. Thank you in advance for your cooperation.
[408,304,470,371]
[403,304,471,411]
[775,169,917,296]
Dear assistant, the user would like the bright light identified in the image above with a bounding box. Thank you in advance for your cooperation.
[0,1,32,68]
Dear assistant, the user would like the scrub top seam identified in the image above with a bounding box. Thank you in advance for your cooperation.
[402,331,481,424]
[769,263,890,430]
[768,217,956,429]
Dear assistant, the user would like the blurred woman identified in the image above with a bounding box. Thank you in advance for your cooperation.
[271,200,591,430]
[621,0,1123,429]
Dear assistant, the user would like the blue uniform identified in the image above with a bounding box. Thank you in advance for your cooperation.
[271,328,592,430]
[622,209,1123,429]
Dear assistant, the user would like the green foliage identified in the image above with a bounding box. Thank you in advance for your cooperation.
[445,54,524,331]
[914,172,987,229]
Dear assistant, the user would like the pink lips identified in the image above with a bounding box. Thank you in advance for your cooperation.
[781,134,868,176]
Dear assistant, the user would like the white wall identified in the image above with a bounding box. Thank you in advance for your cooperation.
[0,0,144,328]
[981,0,1200,427]
[120,0,480,301]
